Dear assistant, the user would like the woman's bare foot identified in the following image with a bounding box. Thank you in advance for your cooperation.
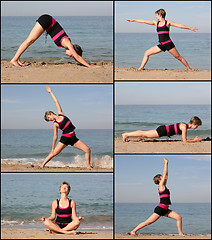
[138,67,145,71]
[122,133,129,142]
[40,164,45,169]
[179,233,186,236]
[130,231,137,235]
[10,59,21,67]
[87,166,93,169]
[63,230,77,235]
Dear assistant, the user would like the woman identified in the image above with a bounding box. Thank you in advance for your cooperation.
[39,181,83,234]
[127,9,198,70]
[41,86,92,169]
[10,14,100,68]
[129,158,184,236]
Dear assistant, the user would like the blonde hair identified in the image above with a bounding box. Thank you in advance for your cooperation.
[155,9,166,18]
[44,111,55,121]
[189,116,202,126]
[153,174,162,185]
[59,181,71,195]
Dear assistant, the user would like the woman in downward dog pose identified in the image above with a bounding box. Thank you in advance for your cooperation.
[39,181,83,234]
[41,86,92,169]
[127,9,198,70]
[130,158,184,236]
[122,116,202,143]
[10,14,100,68]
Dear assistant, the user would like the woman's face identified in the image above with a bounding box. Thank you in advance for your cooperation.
[156,14,161,21]
[47,113,54,121]
[60,184,69,194]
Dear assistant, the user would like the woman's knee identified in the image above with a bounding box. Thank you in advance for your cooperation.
[176,214,182,221]
[85,146,91,154]
[44,219,51,227]
[73,219,81,228]
[144,50,150,57]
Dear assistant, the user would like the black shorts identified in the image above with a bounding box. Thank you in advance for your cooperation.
[56,222,71,229]
[154,206,170,216]
[157,41,175,52]
[36,14,52,30]
[156,125,167,137]
[59,133,79,146]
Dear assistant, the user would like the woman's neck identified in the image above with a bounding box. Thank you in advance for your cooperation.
[60,193,68,201]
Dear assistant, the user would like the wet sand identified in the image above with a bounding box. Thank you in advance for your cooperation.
[115,138,211,154]
[115,233,211,239]
[115,67,211,80]
[1,228,113,239]
[1,163,113,173]
[1,61,113,83]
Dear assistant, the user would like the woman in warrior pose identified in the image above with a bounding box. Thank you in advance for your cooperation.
[11,14,100,68]
[129,158,184,236]
[127,9,198,70]
[39,181,83,234]
[122,116,202,143]
[41,86,92,169]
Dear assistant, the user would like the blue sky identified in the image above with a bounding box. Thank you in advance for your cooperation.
[116,1,211,33]
[115,82,211,105]
[1,85,113,129]
[1,1,112,16]
[115,155,211,203]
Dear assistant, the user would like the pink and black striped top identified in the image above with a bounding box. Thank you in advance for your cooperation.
[159,186,171,205]
[55,114,75,134]
[157,20,172,45]
[55,199,72,226]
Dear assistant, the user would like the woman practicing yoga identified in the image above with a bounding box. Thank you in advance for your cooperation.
[122,116,202,143]
[41,86,92,169]
[127,9,198,70]
[39,181,83,234]
[10,14,100,68]
[129,158,184,236]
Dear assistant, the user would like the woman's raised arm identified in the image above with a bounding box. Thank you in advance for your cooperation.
[46,86,63,115]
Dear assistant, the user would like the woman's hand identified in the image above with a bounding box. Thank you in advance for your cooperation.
[78,216,84,221]
[38,217,46,221]
[164,158,168,164]
[127,19,135,22]
[89,64,101,68]
[194,136,202,142]
[191,27,198,32]
[45,86,52,93]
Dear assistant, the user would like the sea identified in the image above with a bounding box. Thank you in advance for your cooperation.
[1,16,112,63]
[1,129,113,169]
[115,105,211,139]
[115,202,211,235]
[115,33,211,70]
[1,173,113,231]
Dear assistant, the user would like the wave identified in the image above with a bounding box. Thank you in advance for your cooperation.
[1,155,113,169]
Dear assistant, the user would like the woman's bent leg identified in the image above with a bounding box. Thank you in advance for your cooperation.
[168,47,191,70]
[165,210,184,236]
[138,46,162,70]
[130,213,161,235]
[10,22,44,66]
[73,140,92,169]
[44,219,77,235]
[40,142,67,168]
[62,219,81,231]
[122,130,159,142]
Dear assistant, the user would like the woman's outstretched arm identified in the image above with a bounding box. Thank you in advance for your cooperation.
[45,86,63,115]
[168,21,198,32]
[127,19,157,26]
[160,158,168,186]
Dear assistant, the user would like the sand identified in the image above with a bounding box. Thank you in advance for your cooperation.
[1,163,113,173]
[1,228,113,239]
[115,138,211,154]
[1,61,113,83]
[115,67,211,80]
[115,233,211,239]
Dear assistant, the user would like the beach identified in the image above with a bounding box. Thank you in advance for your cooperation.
[1,162,113,172]
[115,233,211,239]
[115,138,211,154]
[115,67,211,80]
[1,228,113,239]
[1,61,113,83]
